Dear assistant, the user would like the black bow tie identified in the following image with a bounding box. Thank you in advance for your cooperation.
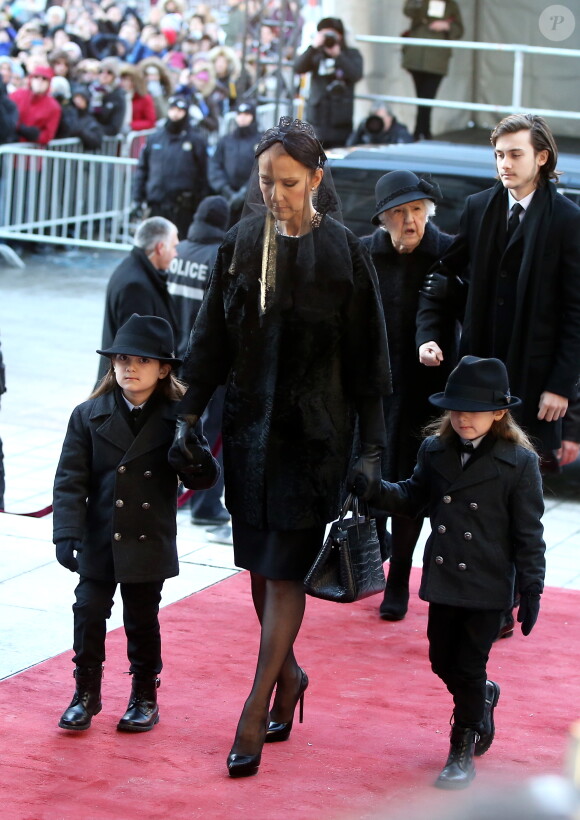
[460,441,474,453]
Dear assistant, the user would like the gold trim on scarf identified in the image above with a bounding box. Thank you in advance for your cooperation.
[260,211,278,315]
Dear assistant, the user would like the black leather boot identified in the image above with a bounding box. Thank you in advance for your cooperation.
[435,724,477,790]
[379,560,411,621]
[58,666,103,730]
[117,676,160,732]
[475,680,500,756]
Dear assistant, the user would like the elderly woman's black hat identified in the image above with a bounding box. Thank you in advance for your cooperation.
[371,169,441,225]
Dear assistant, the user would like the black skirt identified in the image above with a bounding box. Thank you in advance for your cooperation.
[232,518,325,581]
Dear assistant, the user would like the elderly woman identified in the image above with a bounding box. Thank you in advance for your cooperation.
[172,117,391,777]
[361,170,459,620]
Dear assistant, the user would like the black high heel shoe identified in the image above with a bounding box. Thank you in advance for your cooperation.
[265,668,308,743]
[226,750,261,778]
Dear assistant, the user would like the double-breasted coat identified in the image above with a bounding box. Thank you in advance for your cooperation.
[53,390,218,583]
[374,435,546,610]
[416,181,580,452]
[180,214,391,531]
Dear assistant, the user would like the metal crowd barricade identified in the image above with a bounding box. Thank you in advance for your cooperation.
[0,144,137,251]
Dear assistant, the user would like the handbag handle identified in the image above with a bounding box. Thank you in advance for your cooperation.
[339,493,370,523]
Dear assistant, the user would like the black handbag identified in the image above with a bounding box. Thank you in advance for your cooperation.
[304,494,386,603]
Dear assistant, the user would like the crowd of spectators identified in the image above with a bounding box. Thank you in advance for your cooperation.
[0,0,307,149]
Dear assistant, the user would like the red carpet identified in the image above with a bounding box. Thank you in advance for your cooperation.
[1,569,578,820]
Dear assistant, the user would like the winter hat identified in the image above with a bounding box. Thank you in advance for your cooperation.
[168,95,188,110]
[317,17,344,36]
[71,83,91,103]
[194,195,230,230]
[97,314,182,366]
[31,65,54,81]
[371,170,441,225]
[236,100,256,118]
[429,356,522,412]
[50,76,71,100]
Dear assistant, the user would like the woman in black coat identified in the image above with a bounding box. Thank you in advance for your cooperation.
[361,170,459,621]
[173,117,391,777]
[53,314,219,735]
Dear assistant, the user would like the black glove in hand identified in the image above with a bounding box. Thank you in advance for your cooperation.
[348,444,382,502]
[169,415,209,475]
[55,539,81,572]
[422,271,450,300]
[517,585,541,636]
[17,123,41,142]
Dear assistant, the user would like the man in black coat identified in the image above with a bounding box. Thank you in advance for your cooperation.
[208,101,261,227]
[167,195,231,526]
[132,95,209,240]
[97,217,179,381]
[294,17,363,149]
[416,114,580,465]
[348,105,413,147]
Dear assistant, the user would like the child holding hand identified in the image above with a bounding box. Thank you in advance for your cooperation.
[355,356,545,789]
[53,314,219,733]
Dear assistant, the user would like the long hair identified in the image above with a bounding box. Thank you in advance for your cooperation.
[424,410,537,452]
[90,361,186,402]
[490,113,559,185]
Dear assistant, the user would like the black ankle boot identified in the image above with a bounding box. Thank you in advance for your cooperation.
[379,562,411,621]
[475,680,500,756]
[435,724,477,790]
[58,666,103,730]
[117,676,160,732]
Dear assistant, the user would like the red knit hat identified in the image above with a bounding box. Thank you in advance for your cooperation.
[31,65,54,80]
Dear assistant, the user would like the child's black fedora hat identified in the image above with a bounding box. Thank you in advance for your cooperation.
[429,355,521,411]
[97,314,182,366]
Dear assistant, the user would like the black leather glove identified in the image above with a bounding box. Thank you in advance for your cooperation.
[17,123,41,142]
[348,444,382,502]
[422,271,451,300]
[517,584,542,636]
[168,415,211,475]
[55,539,81,572]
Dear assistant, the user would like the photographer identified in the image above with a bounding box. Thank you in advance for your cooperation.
[348,105,413,146]
[294,17,363,149]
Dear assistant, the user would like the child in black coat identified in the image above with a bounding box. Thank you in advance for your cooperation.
[356,356,546,789]
[53,314,219,733]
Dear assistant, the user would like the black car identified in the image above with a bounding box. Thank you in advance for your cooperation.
[327,141,580,236]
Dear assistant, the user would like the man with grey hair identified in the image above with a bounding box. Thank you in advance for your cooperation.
[97,217,179,381]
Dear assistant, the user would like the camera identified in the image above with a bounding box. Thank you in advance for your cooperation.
[323,31,340,49]
[326,79,347,96]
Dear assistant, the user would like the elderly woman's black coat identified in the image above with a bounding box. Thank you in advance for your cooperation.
[53,390,218,583]
[374,435,546,609]
[181,214,391,531]
[361,221,458,480]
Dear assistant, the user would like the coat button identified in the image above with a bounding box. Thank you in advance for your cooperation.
[142,502,150,510]
[464,532,472,540]
[437,524,446,534]
[114,532,122,541]
[443,495,452,504]
[435,555,444,565]
[469,502,478,511]
[117,465,126,474]
[138,534,147,542]
[458,562,467,571]
[144,470,152,478]
[115,499,124,508]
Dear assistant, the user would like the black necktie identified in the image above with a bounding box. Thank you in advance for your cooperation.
[130,407,142,430]
[505,203,523,244]
[460,441,474,454]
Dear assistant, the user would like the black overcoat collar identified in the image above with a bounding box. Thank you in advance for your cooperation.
[89,391,176,463]
[425,435,517,492]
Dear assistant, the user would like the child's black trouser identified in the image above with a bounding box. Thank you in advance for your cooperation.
[72,577,164,676]
[427,602,503,729]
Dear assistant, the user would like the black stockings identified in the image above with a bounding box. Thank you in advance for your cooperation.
[230,574,306,756]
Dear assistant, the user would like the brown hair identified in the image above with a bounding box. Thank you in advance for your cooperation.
[90,361,186,402]
[424,410,537,452]
[490,113,559,185]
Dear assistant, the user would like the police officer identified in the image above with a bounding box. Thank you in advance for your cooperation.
[132,96,209,240]
[208,100,261,226]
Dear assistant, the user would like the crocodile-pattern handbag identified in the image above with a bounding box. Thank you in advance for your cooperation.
[304,494,386,603]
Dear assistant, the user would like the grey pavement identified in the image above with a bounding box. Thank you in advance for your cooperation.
[0,247,579,682]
